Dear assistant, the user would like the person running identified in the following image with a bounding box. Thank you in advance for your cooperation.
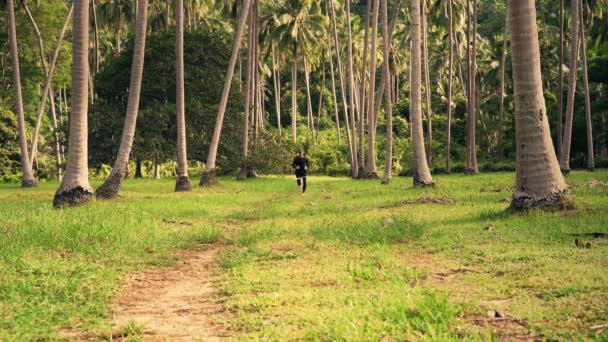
[292,149,309,194]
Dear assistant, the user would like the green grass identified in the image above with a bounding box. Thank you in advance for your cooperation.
[1,171,607,340]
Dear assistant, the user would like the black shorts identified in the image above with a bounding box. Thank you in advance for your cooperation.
[295,172,307,179]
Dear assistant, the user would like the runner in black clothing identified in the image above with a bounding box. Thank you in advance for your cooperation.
[292,149,309,194]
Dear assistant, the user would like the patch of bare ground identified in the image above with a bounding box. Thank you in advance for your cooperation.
[403,251,543,341]
[109,244,228,341]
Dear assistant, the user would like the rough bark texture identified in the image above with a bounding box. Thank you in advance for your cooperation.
[238,9,254,181]
[422,0,433,165]
[7,0,37,187]
[557,0,564,158]
[175,0,191,191]
[380,0,392,184]
[53,0,93,207]
[199,169,217,186]
[559,0,579,174]
[203,0,252,185]
[508,0,567,210]
[96,0,148,199]
[410,0,434,187]
[345,0,359,178]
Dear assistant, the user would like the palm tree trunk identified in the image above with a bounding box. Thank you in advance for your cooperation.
[49,86,62,181]
[578,1,593,171]
[508,0,567,210]
[154,159,161,179]
[316,59,326,142]
[380,0,393,184]
[200,0,252,185]
[445,0,453,174]
[96,0,148,198]
[357,0,372,177]
[304,58,315,143]
[165,0,171,28]
[557,0,564,158]
[600,112,608,159]
[328,48,342,144]
[7,0,36,187]
[53,0,93,207]
[91,0,99,73]
[345,0,359,177]
[175,0,191,191]
[328,0,354,167]
[272,45,282,135]
[23,2,73,169]
[238,11,254,180]
[365,0,380,178]
[497,3,508,161]
[422,0,433,166]
[410,0,434,187]
[465,0,479,175]
[559,0,579,174]
[291,45,298,143]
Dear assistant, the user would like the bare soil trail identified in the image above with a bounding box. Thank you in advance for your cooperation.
[110,244,227,341]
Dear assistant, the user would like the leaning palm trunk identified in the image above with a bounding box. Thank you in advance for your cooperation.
[53,0,93,207]
[559,0,579,174]
[328,48,342,144]
[465,0,479,175]
[49,86,62,181]
[357,0,371,177]
[271,45,281,135]
[578,1,593,170]
[410,0,434,187]
[557,0,564,157]
[175,0,191,191]
[23,2,73,168]
[96,0,148,199]
[200,0,252,186]
[7,0,36,187]
[365,0,380,179]
[445,0,453,173]
[380,0,393,184]
[508,0,567,210]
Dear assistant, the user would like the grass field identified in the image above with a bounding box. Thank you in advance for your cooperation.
[1,171,607,340]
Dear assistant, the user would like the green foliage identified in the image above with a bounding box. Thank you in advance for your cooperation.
[90,29,243,169]
[0,105,20,179]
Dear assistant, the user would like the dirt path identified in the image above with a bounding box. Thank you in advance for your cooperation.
[110,244,227,341]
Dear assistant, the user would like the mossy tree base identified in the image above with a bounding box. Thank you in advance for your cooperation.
[561,168,570,176]
[464,168,479,175]
[237,165,248,180]
[510,190,571,211]
[199,170,217,186]
[53,186,93,208]
[21,178,37,188]
[96,172,123,199]
[175,175,192,192]
[414,180,435,187]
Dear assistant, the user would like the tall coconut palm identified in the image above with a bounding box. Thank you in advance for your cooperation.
[357,0,372,177]
[53,0,93,207]
[6,0,36,187]
[559,0,579,174]
[422,0,432,165]
[238,0,254,180]
[200,0,252,186]
[579,0,593,171]
[345,0,359,177]
[365,0,380,179]
[175,0,192,191]
[96,0,148,199]
[380,0,393,184]
[410,0,434,187]
[496,2,508,161]
[508,0,567,210]
[445,0,453,173]
[465,0,479,175]
[557,0,564,157]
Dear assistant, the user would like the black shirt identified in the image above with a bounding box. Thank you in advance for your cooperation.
[292,156,309,178]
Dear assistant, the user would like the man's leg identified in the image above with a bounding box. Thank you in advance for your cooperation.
[302,177,307,193]
[297,178,302,188]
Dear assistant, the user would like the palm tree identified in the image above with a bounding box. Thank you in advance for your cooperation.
[364,0,380,179]
[465,0,479,175]
[53,0,93,207]
[508,0,567,210]
[445,0,453,173]
[238,0,254,180]
[200,0,253,186]
[175,0,192,191]
[557,0,564,158]
[410,0,434,187]
[380,0,393,184]
[96,0,149,199]
[422,0,432,165]
[345,0,359,177]
[578,0,593,170]
[496,1,508,161]
[559,0,579,174]
[6,0,36,187]
[357,0,372,177]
